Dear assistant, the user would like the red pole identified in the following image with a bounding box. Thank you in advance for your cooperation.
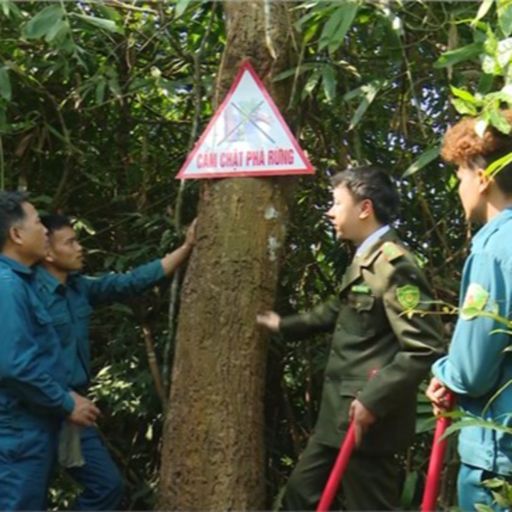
[421,393,455,512]
[316,422,356,512]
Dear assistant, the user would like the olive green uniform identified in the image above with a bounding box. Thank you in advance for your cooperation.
[279,230,445,510]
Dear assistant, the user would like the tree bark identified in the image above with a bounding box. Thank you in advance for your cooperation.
[158,1,297,509]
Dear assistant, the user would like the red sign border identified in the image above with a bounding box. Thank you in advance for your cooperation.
[176,60,314,180]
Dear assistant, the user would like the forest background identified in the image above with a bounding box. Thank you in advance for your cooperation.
[1,0,510,509]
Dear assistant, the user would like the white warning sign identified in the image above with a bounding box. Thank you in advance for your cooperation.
[176,61,314,179]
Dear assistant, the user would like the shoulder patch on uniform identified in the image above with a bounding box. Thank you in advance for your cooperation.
[381,241,405,262]
[396,284,420,310]
[461,283,489,320]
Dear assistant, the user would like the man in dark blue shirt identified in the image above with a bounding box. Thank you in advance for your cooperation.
[0,192,99,511]
[34,213,195,510]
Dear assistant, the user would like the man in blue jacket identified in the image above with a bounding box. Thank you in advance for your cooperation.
[34,213,195,510]
[0,192,100,511]
[427,110,512,511]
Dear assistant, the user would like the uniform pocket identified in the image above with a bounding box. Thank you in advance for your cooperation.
[339,378,366,397]
[337,379,366,431]
[34,310,52,326]
[0,427,23,462]
[340,292,378,336]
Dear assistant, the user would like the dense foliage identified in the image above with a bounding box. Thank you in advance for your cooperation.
[1,0,510,509]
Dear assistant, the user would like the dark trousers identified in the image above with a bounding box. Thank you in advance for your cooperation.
[282,438,401,511]
[0,425,58,511]
[67,426,124,511]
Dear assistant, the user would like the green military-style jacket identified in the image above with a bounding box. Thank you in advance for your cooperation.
[280,229,445,454]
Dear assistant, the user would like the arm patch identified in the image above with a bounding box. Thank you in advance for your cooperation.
[381,241,405,262]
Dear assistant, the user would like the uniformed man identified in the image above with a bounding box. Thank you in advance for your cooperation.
[0,191,99,511]
[426,111,512,511]
[257,166,445,510]
[33,213,195,510]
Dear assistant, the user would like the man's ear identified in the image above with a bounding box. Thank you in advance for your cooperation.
[359,198,374,220]
[44,246,55,264]
[8,225,23,246]
[477,168,492,193]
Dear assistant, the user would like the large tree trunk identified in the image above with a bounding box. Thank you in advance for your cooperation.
[158,2,297,509]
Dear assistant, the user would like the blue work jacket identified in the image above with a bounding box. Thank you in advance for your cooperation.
[433,207,512,475]
[32,259,165,390]
[0,255,74,430]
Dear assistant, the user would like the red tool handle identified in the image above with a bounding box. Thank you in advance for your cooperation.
[421,393,455,512]
[317,370,378,511]
[316,422,356,512]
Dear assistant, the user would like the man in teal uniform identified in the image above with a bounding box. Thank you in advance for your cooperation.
[0,192,100,511]
[427,111,512,511]
[34,213,195,510]
[258,166,445,510]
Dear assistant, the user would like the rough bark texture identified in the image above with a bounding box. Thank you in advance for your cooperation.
[158,2,296,510]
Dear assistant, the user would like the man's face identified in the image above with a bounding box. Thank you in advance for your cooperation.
[16,202,48,261]
[46,226,84,272]
[456,164,487,223]
[326,185,367,242]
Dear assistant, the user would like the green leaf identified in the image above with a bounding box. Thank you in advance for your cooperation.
[343,84,364,102]
[0,0,9,17]
[478,73,495,94]
[482,477,507,490]
[0,0,20,18]
[472,0,495,25]
[44,19,69,43]
[450,85,478,104]
[95,78,107,105]
[486,149,512,177]
[499,2,512,36]
[489,109,512,133]
[497,37,512,68]
[24,5,64,40]
[475,504,496,512]
[403,147,440,177]
[175,0,193,18]
[484,25,498,55]
[96,4,123,22]
[452,98,478,116]
[74,13,123,34]
[347,79,383,131]
[302,70,321,99]
[400,470,418,509]
[434,42,483,68]
[319,2,358,53]
[321,65,336,102]
[108,77,122,99]
[272,63,319,82]
[329,3,359,54]
[0,107,7,134]
[0,66,11,102]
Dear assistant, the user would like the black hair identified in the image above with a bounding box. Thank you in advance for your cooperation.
[40,214,73,235]
[476,146,512,195]
[0,191,29,250]
[330,166,400,224]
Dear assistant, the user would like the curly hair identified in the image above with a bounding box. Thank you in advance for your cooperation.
[441,110,512,194]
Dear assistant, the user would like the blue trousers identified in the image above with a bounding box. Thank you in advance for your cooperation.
[66,426,124,510]
[0,425,58,511]
[458,463,509,511]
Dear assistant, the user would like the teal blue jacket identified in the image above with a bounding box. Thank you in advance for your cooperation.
[33,260,165,390]
[0,256,74,429]
[433,208,512,475]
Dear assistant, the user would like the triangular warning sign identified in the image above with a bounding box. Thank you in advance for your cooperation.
[176,61,314,179]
